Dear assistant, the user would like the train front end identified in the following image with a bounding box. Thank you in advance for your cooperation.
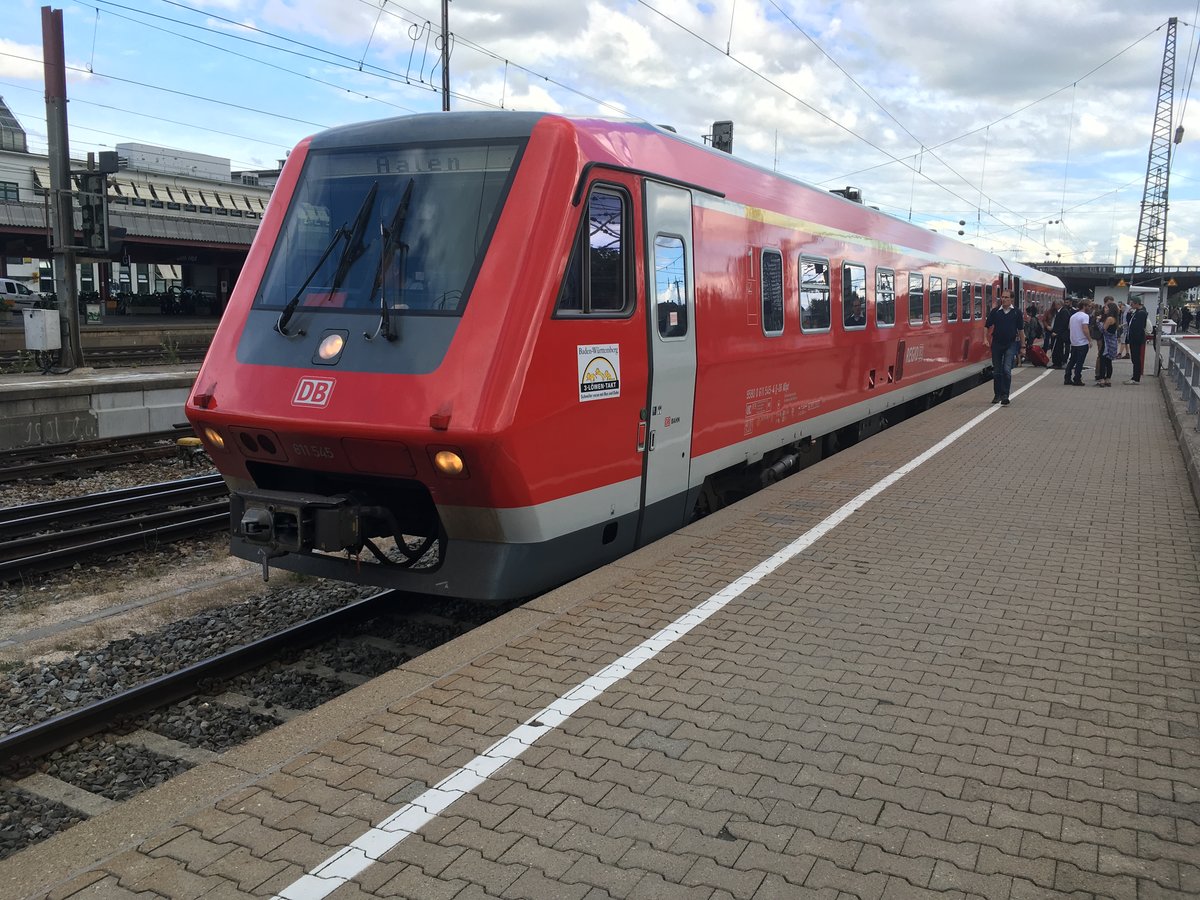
[186,112,577,599]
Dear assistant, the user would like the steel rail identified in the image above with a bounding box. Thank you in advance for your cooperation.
[0,590,406,768]
[0,446,181,482]
[0,429,188,465]
[0,504,230,578]
[0,474,226,535]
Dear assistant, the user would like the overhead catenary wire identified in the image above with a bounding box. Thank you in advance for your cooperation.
[4,0,1191,263]
[631,0,1024,237]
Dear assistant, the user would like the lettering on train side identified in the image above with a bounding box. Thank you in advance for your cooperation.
[292,443,336,459]
[743,382,805,435]
[904,345,924,362]
[745,382,790,401]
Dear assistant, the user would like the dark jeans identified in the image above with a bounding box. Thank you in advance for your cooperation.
[1065,344,1089,383]
[1098,354,1113,380]
[991,342,1018,399]
[1129,340,1145,381]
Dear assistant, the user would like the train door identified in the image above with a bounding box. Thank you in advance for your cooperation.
[1002,272,1023,307]
[639,181,697,544]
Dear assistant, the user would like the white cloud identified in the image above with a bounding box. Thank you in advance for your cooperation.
[1,0,1192,264]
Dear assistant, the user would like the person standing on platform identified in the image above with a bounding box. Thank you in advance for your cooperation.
[1024,304,1043,362]
[1181,305,1193,335]
[985,290,1022,405]
[1065,300,1091,386]
[1090,303,1105,380]
[1042,302,1057,354]
[1051,298,1074,368]
[1117,302,1129,357]
[1096,298,1119,387]
[1124,298,1149,385]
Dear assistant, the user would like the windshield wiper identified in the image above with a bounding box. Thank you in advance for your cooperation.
[275,225,345,336]
[365,178,414,343]
[275,181,378,337]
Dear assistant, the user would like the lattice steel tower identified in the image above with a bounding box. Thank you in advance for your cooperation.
[1131,17,1178,277]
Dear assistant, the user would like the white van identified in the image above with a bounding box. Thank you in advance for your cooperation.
[0,277,40,316]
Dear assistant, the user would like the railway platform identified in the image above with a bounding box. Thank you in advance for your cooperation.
[3,354,1199,900]
[0,364,198,451]
[0,315,212,451]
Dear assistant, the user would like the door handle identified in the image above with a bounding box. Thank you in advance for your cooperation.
[637,422,647,452]
[648,430,656,451]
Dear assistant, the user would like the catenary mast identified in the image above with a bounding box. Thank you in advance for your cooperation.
[1131,17,1178,281]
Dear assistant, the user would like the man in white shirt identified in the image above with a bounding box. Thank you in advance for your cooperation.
[1065,300,1092,386]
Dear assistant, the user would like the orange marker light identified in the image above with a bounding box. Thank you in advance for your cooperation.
[201,427,225,450]
[433,450,465,477]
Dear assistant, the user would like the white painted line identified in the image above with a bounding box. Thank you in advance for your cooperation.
[272,370,1052,900]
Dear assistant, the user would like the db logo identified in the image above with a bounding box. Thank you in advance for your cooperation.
[293,377,335,407]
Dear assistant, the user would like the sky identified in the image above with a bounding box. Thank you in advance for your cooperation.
[0,0,1196,269]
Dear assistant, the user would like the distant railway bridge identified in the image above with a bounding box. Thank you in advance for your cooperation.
[1025,262,1200,300]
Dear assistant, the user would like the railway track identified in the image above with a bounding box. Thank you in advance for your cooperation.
[0,590,400,765]
[0,474,229,581]
[0,588,517,861]
[0,344,208,370]
[0,430,194,483]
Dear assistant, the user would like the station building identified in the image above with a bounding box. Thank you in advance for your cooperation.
[0,96,275,317]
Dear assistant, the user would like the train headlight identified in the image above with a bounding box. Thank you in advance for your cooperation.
[432,449,467,478]
[201,427,225,450]
[314,330,348,365]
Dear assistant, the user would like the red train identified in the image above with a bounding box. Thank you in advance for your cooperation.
[185,112,1064,599]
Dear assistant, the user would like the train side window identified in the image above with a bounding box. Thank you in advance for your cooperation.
[974,284,984,319]
[947,278,958,322]
[654,234,688,339]
[875,268,895,327]
[908,273,924,324]
[961,282,970,321]
[555,186,630,316]
[799,256,831,332]
[761,249,784,336]
[843,263,867,329]
[929,276,943,323]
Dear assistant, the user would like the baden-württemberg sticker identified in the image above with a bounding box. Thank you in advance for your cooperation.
[578,344,620,401]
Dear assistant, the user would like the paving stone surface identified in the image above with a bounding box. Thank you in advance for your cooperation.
[5,361,1199,900]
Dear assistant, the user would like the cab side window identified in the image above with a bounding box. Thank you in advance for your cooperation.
[555,186,631,316]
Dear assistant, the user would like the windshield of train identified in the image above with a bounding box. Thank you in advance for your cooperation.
[256,141,520,317]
